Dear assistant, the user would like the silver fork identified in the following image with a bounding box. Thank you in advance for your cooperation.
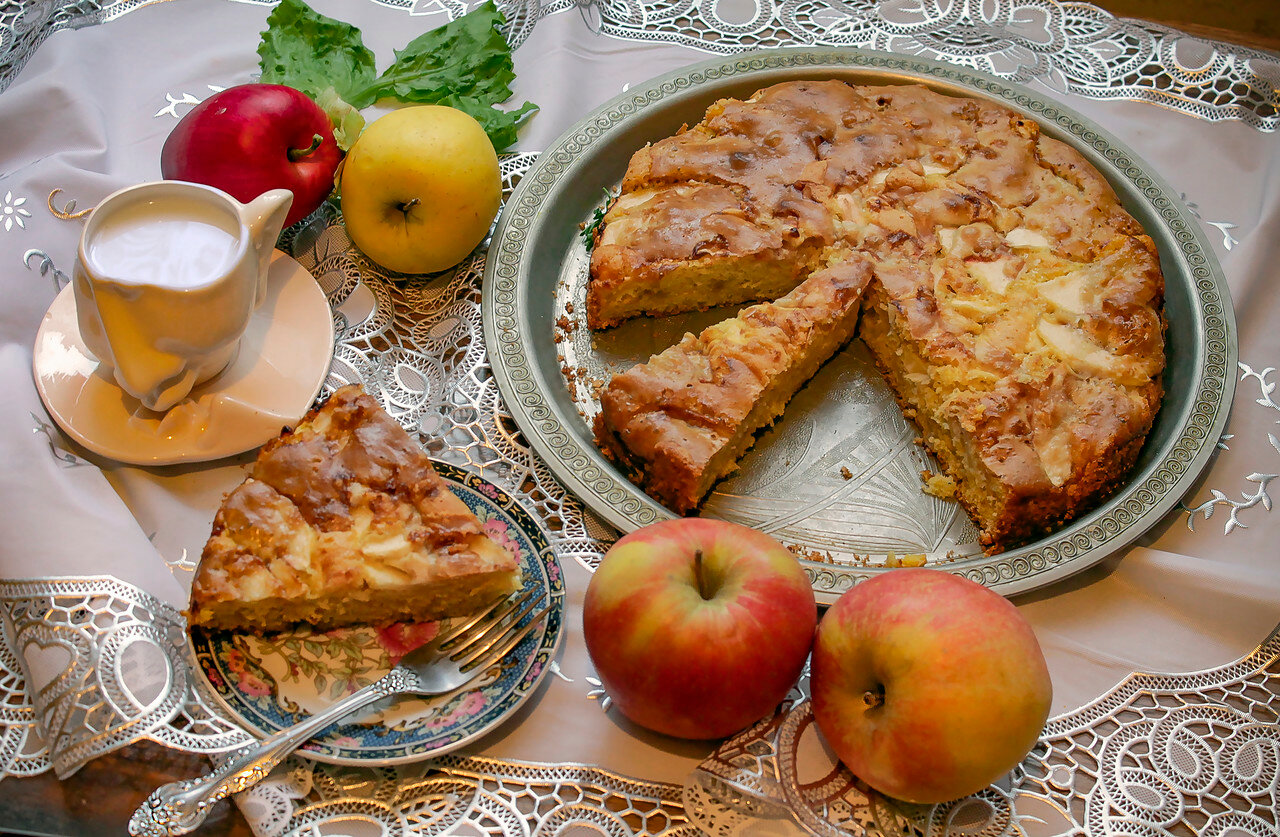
[128,591,550,837]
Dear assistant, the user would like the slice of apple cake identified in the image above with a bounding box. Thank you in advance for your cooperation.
[186,385,521,633]
[586,80,861,329]
[595,254,873,514]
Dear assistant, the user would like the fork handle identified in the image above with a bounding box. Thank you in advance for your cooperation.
[128,669,415,837]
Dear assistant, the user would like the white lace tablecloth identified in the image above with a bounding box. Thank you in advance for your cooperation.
[1,2,1278,835]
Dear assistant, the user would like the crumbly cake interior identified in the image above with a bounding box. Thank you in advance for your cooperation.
[187,386,521,633]
[595,255,873,513]
[589,80,1166,551]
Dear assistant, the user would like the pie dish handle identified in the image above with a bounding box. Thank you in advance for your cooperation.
[126,671,413,836]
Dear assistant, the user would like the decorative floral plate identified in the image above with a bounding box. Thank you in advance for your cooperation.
[190,463,564,765]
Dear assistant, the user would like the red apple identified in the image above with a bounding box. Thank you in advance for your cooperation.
[583,518,816,740]
[810,568,1052,804]
[161,84,341,228]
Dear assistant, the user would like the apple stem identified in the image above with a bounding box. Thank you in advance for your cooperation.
[693,549,713,601]
[398,197,421,213]
[287,133,324,162]
[863,685,885,709]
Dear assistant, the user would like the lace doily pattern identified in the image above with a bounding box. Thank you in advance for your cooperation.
[3,0,1278,130]
[0,620,45,777]
[578,0,1279,131]
[688,627,1280,837]
[0,578,251,779]
[234,753,696,837]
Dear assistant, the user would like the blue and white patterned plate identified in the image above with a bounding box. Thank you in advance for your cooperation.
[191,463,564,765]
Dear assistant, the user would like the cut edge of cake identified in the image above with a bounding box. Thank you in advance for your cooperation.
[857,275,1162,552]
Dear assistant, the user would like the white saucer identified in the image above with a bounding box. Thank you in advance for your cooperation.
[33,250,335,466]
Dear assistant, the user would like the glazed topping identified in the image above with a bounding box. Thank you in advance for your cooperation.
[600,184,783,261]
[594,80,1165,494]
[190,385,518,612]
[253,386,478,542]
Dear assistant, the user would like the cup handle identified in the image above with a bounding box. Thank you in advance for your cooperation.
[239,189,294,306]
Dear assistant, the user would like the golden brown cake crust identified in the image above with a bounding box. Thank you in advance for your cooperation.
[187,385,521,632]
[588,80,1166,552]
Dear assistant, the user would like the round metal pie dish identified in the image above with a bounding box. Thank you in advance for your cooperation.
[482,47,1236,601]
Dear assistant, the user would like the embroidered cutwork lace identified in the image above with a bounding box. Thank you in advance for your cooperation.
[691,628,1280,837]
[3,1,1279,835]
[4,0,1276,130]
[571,0,1280,130]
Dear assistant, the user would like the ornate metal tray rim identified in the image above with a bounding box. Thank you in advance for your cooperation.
[482,46,1237,601]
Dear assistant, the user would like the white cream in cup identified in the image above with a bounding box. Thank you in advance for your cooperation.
[73,182,293,412]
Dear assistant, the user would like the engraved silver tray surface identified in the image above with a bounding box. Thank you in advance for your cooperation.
[482,47,1236,603]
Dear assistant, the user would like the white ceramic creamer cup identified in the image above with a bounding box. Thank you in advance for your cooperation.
[73,182,293,413]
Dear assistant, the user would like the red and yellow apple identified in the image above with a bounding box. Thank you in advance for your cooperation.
[810,568,1052,804]
[582,518,816,740]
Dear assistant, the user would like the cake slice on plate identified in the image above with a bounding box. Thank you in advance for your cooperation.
[186,385,521,633]
[594,254,873,514]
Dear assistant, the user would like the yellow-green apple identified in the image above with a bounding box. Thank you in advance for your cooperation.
[583,518,816,740]
[810,568,1052,804]
[161,84,341,229]
[339,105,501,274]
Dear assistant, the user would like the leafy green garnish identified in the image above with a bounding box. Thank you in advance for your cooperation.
[314,86,365,150]
[363,9,537,152]
[259,0,535,152]
[580,188,616,250]
[258,0,377,107]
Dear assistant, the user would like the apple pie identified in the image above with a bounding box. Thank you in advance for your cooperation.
[186,385,522,632]
[588,80,1165,552]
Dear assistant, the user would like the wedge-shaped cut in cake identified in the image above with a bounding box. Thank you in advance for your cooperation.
[594,255,873,513]
[187,385,521,633]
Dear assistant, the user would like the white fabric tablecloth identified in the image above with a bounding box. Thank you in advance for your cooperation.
[1,1,1277,834]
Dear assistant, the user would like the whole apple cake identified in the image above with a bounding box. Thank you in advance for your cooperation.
[588,80,1166,553]
[186,385,522,633]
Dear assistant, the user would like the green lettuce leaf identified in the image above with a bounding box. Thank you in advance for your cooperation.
[257,0,535,152]
[314,86,366,152]
[258,0,377,105]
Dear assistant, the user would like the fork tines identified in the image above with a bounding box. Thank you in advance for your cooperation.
[441,589,549,673]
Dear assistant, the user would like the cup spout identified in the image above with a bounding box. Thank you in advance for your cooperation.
[240,188,294,304]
